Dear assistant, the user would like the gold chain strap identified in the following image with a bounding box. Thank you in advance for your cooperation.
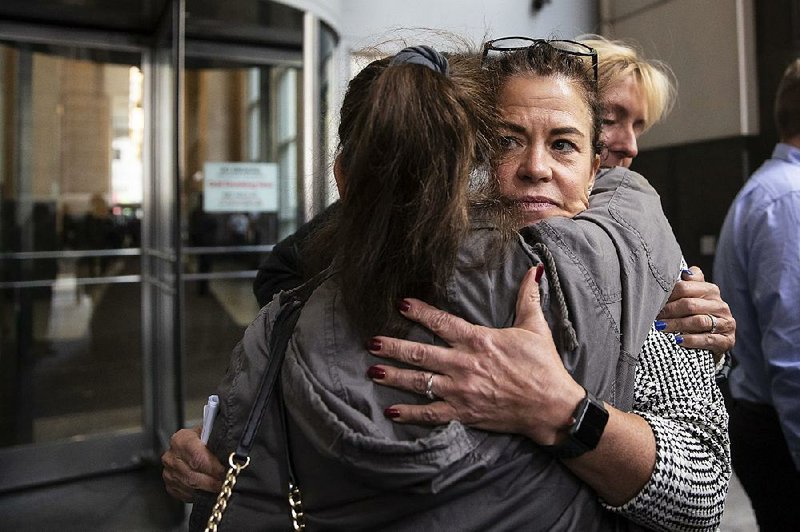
[204,452,251,532]
[204,452,305,531]
[288,480,306,531]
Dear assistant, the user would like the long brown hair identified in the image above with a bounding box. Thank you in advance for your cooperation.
[309,50,495,339]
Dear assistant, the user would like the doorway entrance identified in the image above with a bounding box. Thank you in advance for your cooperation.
[0,0,336,495]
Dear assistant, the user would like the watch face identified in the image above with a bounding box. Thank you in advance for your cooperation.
[578,401,608,445]
[572,394,609,450]
[548,393,609,459]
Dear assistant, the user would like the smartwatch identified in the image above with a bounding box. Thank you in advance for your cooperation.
[546,388,609,460]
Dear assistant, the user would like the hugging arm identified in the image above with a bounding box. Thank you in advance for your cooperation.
[370,169,729,527]
[372,295,730,530]
[373,169,681,499]
[370,275,657,505]
[658,266,735,361]
[605,331,731,531]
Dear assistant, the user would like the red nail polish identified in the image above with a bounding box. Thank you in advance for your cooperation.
[367,338,382,351]
[384,408,401,419]
[398,299,411,312]
[534,263,544,283]
[367,366,386,379]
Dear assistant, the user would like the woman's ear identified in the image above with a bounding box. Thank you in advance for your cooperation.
[588,155,600,194]
[334,154,346,199]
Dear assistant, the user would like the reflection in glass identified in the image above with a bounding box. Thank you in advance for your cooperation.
[0,43,144,447]
[181,60,302,419]
[0,284,142,446]
[183,63,301,259]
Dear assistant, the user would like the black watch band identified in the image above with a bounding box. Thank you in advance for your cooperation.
[545,388,609,460]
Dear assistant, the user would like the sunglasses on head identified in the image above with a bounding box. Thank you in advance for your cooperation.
[481,36,598,83]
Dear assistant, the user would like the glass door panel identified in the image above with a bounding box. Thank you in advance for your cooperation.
[0,41,146,490]
[0,0,335,495]
[181,50,301,422]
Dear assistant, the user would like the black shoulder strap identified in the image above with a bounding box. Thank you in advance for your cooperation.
[233,272,327,459]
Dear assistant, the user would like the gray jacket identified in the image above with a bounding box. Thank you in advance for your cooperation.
[190,168,682,531]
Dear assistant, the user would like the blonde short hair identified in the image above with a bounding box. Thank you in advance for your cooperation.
[577,34,676,132]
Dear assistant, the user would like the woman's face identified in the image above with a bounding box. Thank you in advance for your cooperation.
[495,74,600,226]
[599,73,646,168]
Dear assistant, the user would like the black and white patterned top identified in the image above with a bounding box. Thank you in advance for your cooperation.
[606,327,731,531]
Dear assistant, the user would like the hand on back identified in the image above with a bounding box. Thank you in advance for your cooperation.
[366,265,584,445]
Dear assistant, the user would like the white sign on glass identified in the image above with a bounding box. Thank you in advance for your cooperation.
[203,162,278,213]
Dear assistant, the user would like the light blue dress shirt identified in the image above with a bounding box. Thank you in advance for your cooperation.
[714,142,800,470]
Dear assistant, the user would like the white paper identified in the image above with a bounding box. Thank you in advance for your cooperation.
[200,394,219,444]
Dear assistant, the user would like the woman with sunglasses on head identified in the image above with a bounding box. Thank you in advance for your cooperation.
[367,40,729,531]
[250,36,735,363]
[170,43,727,531]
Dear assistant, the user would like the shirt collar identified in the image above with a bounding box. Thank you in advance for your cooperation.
[773,142,800,164]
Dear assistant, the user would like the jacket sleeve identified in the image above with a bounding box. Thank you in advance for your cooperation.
[605,328,731,531]
[253,202,340,307]
[521,169,729,529]
[520,167,683,410]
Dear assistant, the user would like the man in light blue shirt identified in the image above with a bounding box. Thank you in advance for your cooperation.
[714,58,800,531]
